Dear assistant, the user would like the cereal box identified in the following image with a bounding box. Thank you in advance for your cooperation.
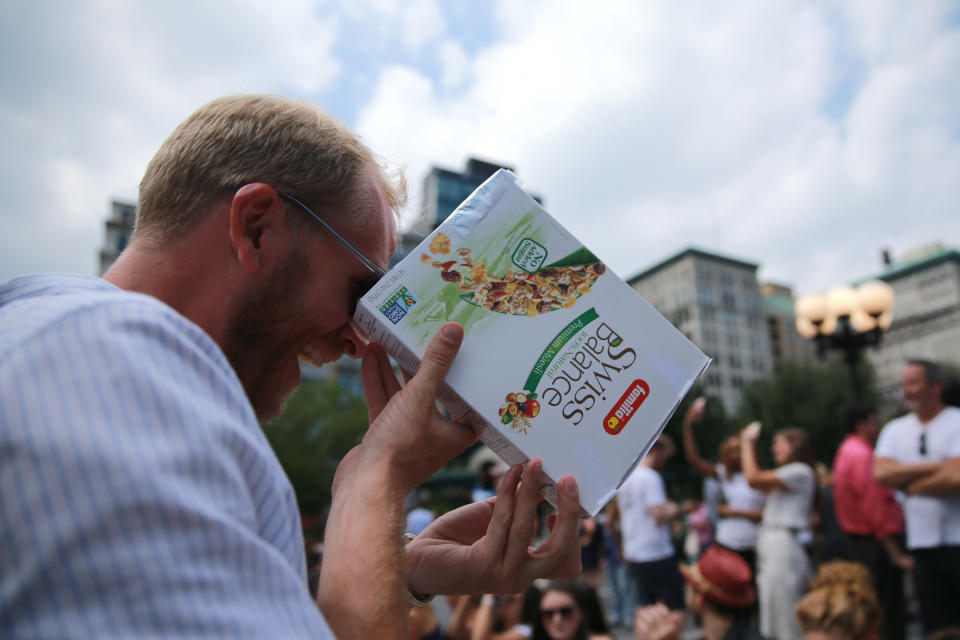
[355,169,711,516]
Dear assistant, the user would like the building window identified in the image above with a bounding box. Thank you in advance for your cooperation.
[722,292,736,310]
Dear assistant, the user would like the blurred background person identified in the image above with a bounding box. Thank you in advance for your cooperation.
[742,423,817,640]
[407,492,437,536]
[619,436,687,614]
[601,497,636,628]
[874,360,960,636]
[470,587,539,640]
[832,405,909,640]
[682,397,765,576]
[532,580,613,640]
[794,561,881,640]
[579,517,605,589]
[473,460,500,502]
[635,545,763,640]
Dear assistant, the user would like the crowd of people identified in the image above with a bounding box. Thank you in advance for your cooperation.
[584,360,960,640]
[398,358,959,640]
[1,93,958,640]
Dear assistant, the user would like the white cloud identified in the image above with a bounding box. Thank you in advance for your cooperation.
[334,0,446,53]
[437,39,470,89]
[356,0,960,295]
[2,0,957,298]
[0,0,341,280]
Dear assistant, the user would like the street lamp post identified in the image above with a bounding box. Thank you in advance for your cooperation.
[795,281,895,402]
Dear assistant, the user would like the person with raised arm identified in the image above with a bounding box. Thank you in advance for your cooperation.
[681,397,765,575]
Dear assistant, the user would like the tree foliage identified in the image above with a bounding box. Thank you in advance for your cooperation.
[262,378,369,535]
[734,357,878,468]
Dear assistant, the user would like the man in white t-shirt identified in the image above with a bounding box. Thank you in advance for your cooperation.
[618,435,686,611]
[874,359,960,635]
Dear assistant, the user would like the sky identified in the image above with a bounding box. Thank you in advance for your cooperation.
[1,0,958,297]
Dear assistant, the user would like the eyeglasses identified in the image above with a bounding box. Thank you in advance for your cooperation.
[541,606,575,621]
[919,432,927,456]
[278,192,386,278]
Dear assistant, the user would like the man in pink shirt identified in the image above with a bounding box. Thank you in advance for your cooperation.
[833,405,910,640]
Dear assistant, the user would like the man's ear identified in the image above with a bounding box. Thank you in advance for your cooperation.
[228,183,285,272]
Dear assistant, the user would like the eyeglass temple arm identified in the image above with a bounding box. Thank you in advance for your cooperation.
[278,192,386,278]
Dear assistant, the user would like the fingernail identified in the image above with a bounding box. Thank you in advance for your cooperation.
[441,323,463,343]
[562,477,578,497]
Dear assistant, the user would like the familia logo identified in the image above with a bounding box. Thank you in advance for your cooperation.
[379,286,419,325]
[603,379,650,435]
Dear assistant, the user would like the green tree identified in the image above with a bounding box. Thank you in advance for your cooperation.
[734,357,879,467]
[263,378,369,537]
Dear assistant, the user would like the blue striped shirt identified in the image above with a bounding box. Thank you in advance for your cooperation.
[0,274,335,638]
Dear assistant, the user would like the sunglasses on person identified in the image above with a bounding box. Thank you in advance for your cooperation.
[541,606,576,621]
[919,432,927,456]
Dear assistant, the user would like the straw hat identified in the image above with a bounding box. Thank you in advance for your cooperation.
[679,546,756,610]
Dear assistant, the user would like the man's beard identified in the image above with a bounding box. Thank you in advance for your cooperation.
[220,250,309,422]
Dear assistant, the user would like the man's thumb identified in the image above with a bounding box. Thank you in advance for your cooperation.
[413,322,463,394]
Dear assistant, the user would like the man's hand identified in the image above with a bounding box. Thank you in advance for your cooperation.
[634,604,683,640]
[336,322,478,496]
[405,459,582,596]
[320,323,476,639]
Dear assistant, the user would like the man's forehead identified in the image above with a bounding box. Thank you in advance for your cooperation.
[903,364,926,380]
[362,169,399,266]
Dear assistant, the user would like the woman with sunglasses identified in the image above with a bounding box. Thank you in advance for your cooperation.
[532,581,613,640]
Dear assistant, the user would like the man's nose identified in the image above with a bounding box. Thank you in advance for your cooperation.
[339,320,370,359]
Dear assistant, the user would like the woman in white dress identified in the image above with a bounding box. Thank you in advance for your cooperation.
[741,423,817,640]
[681,397,766,576]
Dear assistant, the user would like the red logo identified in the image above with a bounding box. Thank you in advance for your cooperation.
[604,379,650,435]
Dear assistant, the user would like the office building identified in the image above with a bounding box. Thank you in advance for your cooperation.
[627,248,772,413]
[98,200,136,275]
[760,282,817,367]
[863,244,960,402]
[409,157,543,248]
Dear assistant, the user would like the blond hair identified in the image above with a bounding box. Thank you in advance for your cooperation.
[135,95,405,243]
[795,561,880,640]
